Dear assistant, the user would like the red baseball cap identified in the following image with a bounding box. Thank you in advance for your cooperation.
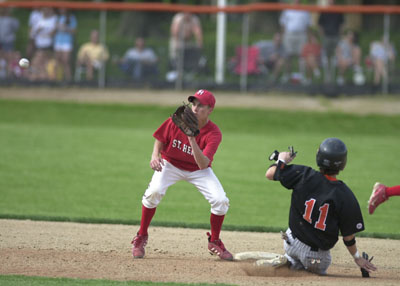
[188,89,215,109]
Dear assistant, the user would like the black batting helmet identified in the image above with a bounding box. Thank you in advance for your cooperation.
[316,138,347,172]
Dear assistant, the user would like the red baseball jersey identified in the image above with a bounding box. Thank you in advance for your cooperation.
[153,118,222,171]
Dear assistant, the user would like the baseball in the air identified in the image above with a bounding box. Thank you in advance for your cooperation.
[19,58,30,69]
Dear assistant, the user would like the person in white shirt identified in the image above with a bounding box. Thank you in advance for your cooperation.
[26,8,43,58]
[29,7,57,81]
[369,37,395,86]
[279,0,311,82]
[116,37,158,81]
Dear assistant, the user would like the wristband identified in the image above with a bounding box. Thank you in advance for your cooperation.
[277,159,286,164]
[353,250,361,259]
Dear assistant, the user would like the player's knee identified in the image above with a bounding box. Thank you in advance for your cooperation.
[303,256,330,275]
[210,196,229,215]
[142,189,164,208]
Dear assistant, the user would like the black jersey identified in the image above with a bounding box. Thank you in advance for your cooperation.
[274,164,365,250]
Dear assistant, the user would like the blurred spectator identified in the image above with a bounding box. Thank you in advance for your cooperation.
[46,56,63,81]
[0,7,20,79]
[0,57,6,80]
[114,37,158,81]
[336,30,364,86]
[54,8,77,82]
[279,0,312,83]
[169,12,203,73]
[26,8,43,59]
[254,32,285,83]
[318,0,344,83]
[300,31,322,85]
[75,29,109,81]
[29,7,57,81]
[368,37,396,86]
[0,8,20,53]
[228,45,264,76]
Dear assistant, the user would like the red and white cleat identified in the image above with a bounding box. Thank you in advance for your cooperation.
[207,232,233,261]
[368,182,388,214]
[131,233,148,258]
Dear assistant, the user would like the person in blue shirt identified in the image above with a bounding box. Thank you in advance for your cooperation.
[54,8,77,82]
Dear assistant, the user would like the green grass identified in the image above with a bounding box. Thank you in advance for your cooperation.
[0,99,400,237]
[0,275,232,286]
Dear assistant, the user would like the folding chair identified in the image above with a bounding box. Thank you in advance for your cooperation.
[232,45,263,76]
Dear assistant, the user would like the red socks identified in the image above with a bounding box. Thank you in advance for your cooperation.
[210,213,225,241]
[138,207,226,241]
[138,205,156,236]
[387,185,400,197]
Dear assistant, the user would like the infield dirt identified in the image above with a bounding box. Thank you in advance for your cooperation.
[1,87,400,285]
[0,219,399,286]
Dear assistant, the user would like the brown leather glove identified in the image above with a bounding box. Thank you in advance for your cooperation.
[171,104,199,137]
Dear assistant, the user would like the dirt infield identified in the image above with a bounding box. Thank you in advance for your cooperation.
[1,87,400,285]
[0,219,399,286]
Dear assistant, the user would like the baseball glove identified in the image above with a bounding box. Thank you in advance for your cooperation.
[171,103,199,137]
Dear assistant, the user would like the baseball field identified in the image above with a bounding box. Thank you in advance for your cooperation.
[0,87,400,286]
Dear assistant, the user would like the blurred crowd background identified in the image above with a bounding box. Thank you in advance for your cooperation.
[0,0,399,96]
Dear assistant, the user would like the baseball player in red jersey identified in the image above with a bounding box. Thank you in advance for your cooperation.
[131,89,233,260]
[265,138,376,275]
[369,183,400,214]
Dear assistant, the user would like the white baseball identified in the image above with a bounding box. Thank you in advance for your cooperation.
[19,58,30,69]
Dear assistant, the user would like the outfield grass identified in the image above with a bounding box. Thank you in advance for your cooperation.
[0,275,232,286]
[0,99,399,236]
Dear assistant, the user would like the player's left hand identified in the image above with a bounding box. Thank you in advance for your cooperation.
[354,255,377,273]
[187,136,196,142]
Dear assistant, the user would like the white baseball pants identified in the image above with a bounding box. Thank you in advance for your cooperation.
[283,228,332,275]
[142,160,229,215]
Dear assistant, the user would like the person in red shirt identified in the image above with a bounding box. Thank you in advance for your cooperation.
[131,89,233,261]
[301,31,322,84]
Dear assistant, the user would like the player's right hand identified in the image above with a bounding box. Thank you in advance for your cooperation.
[150,157,164,172]
[278,151,296,164]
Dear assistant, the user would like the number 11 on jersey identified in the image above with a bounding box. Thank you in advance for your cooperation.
[303,199,330,231]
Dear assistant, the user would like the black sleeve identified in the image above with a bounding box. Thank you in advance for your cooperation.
[338,186,365,236]
[274,164,310,190]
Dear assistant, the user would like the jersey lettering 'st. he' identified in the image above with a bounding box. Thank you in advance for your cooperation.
[172,139,193,155]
